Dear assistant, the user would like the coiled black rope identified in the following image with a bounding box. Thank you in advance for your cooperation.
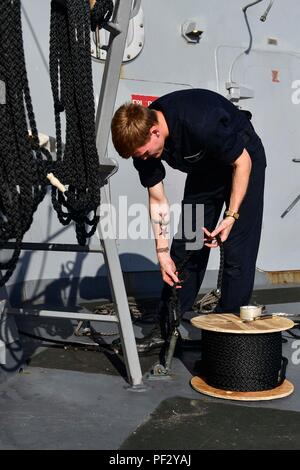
[90,0,114,31]
[201,330,287,391]
[49,0,103,245]
[0,0,53,286]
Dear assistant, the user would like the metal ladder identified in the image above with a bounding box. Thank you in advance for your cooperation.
[0,0,144,389]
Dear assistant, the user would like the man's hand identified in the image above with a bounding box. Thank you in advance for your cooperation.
[202,217,235,248]
[157,252,182,288]
[202,148,252,248]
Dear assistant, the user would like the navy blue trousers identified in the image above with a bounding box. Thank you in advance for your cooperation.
[157,140,266,325]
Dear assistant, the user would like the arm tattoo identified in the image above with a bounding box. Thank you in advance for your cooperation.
[152,212,169,238]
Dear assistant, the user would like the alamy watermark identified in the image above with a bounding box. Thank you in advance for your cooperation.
[291,340,300,365]
[291,80,300,104]
[99,196,204,250]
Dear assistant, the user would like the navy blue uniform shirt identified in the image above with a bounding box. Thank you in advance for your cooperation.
[133,89,263,189]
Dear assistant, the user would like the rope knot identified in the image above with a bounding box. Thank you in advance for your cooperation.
[90,0,114,31]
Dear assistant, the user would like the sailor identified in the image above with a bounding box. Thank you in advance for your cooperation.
[111,88,266,353]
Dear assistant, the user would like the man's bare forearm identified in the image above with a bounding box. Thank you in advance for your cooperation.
[147,182,171,254]
[149,196,170,251]
[206,149,252,245]
[149,194,180,286]
[229,148,252,212]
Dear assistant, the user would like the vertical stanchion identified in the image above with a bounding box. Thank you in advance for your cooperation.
[94,0,144,388]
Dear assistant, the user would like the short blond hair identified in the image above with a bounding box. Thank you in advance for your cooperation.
[111,103,158,158]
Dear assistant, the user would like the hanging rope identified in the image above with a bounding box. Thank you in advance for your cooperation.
[195,234,223,313]
[49,0,103,245]
[167,250,196,333]
[201,330,288,391]
[167,235,223,335]
[90,0,114,31]
[0,0,53,286]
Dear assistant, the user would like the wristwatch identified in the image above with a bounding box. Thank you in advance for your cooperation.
[224,209,239,220]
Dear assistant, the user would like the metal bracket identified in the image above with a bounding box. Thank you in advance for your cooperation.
[226,82,254,103]
[146,329,180,380]
[0,300,19,365]
[281,193,300,218]
[281,159,300,217]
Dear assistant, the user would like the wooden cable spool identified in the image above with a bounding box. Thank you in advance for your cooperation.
[190,313,295,401]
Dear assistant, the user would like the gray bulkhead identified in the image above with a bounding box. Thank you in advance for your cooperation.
[3,0,300,304]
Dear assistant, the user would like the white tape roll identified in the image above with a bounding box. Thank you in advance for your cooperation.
[240,305,262,321]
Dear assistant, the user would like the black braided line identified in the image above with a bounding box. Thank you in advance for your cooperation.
[196,234,223,313]
[168,234,224,329]
[90,0,114,31]
[49,0,101,245]
[167,250,195,335]
[216,234,224,291]
[201,330,286,392]
[0,0,52,286]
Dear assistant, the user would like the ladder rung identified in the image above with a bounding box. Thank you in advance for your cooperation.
[6,307,119,323]
[2,242,104,253]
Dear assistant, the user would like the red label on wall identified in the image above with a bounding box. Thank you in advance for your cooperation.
[272,70,280,83]
[131,94,158,106]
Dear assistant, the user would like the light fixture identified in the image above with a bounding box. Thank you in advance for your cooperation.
[181,21,203,44]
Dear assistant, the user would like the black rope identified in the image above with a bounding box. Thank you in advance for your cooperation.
[216,235,224,292]
[168,234,224,330]
[0,0,53,286]
[90,0,114,31]
[18,329,116,355]
[168,250,195,332]
[196,235,224,313]
[49,0,102,245]
[201,330,287,392]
